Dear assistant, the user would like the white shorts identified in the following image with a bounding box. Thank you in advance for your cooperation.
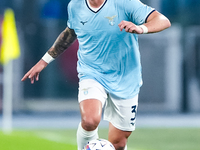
[78,79,138,131]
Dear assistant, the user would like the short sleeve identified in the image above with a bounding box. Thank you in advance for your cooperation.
[124,0,155,25]
[67,2,73,29]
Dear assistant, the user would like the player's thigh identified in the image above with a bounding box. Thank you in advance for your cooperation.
[78,79,107,130]
[79,99,102,125]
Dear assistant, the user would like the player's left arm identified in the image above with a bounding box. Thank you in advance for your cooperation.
[142,10,171,33]
[118,11,171,34]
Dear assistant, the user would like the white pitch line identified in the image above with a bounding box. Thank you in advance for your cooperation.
[35,131,76,145]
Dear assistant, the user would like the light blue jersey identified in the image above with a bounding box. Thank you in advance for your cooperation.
[67,0,154,99]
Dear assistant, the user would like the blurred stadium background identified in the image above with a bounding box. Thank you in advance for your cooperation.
[0,0,200,134]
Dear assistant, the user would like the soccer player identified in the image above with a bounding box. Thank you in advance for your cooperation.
[21,0,171,150]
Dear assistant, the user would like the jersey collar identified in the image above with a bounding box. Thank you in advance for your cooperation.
[85,0,107,13]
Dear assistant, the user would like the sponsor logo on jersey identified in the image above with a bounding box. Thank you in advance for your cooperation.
[80,21,88,25]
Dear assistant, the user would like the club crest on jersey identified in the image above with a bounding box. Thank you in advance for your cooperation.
[105,15,117,26]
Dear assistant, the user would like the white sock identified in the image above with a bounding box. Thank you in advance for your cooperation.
[77,122,99,150]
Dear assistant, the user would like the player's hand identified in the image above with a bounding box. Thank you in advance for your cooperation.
[21,59,48,84]
[118,20,143,34]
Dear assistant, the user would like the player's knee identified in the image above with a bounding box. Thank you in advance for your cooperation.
[112,139,127,150]
[114,143,126,150]
[81,116,100,131]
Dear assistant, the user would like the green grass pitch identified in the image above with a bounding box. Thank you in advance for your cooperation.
[0,128,200,150]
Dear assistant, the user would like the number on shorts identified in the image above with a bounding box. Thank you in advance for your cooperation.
[130,105,137,125]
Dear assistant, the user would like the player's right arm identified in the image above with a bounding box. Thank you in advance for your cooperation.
[21,27,77,84]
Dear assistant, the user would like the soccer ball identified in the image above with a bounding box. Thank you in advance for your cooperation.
[84,139,115,150]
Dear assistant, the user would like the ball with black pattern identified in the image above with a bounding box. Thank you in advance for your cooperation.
[84,139,115,150]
